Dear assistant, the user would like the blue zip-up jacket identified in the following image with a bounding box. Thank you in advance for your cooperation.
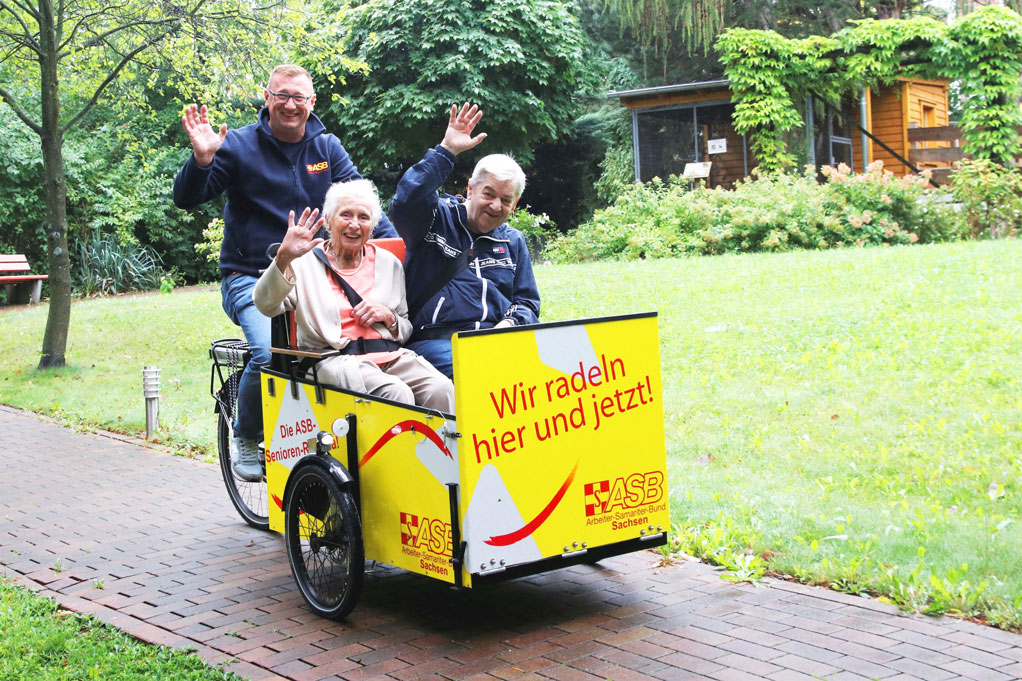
[173,109,396,278]
[390,145,540,334]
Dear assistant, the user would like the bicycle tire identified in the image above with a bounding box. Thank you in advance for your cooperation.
[285,464,364,619]
[218,409,270,530]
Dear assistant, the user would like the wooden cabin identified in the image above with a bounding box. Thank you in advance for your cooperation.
[608,77,953,187]
[866,78,956,183]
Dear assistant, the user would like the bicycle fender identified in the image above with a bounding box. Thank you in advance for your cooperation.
[286,456,354,496]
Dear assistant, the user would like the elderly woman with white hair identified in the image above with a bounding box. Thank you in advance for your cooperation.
[253,179,454,412]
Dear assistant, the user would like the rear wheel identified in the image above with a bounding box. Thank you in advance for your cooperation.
[285,465,364,619]
[218,410,270,530]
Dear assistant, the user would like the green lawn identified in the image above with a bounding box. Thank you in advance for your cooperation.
[0,580,243,680]
[2,240,1020,627]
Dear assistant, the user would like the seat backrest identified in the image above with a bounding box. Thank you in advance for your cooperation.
[372,238,405,263]
[0,254,31,273]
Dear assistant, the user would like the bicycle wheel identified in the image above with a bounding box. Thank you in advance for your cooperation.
[285,465,364,619]
[218,410,270,530]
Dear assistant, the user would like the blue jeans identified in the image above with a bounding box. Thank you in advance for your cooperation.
[407,339,453,379]
[221,274,270,440]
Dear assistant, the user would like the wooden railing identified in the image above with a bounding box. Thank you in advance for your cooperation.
[907,125,962,185]
[907,125,1022,185]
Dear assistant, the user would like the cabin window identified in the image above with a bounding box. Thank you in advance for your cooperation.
[811,95,856,171]
[633,101,737,184]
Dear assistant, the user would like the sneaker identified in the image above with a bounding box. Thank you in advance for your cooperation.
[232,435,264,482]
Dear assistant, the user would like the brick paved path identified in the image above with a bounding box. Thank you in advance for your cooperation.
[3,406,1022,681]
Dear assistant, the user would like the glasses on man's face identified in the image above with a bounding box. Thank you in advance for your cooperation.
[267,90,312,104]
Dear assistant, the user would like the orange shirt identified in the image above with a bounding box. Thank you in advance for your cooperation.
[326,244,403,365]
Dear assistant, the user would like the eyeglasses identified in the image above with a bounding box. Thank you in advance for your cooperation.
[267,90,312,104]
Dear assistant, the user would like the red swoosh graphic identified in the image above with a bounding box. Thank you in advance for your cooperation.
[272,493,283,510]
[359,419,453,467]
[484,461,578,547]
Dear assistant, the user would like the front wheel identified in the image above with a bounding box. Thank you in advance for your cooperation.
[217,410,270,530]
[285,464,364,619]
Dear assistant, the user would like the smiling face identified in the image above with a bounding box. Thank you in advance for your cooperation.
[327,196,375,259]
[465,173,519,234]
[264,72,316,143]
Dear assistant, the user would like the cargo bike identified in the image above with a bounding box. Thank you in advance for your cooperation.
[210,256,669,619]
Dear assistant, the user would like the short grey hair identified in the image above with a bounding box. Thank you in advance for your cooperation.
[267,64,314,91]
[469,154,526,199]
[322,179,382,235]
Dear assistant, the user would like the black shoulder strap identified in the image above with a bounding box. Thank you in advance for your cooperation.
[313,248,364,307]
[407,202,472,318]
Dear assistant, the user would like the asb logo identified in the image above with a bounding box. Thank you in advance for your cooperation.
[584,471,665,517]
[306,160,329,174]
[399,512,453,555]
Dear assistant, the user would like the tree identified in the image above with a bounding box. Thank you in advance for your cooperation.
[595,0,930,82]
[0,0,305,368]
[311,0,599,183]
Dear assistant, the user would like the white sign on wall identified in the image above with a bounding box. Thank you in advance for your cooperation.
[707,138,727,155]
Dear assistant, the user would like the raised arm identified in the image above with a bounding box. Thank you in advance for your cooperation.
[172,104,234,209]
[391,103,487,244]
[254,208,324,318]
[181,104,228,168]
[273,208,325,274]
[440,103,487,156]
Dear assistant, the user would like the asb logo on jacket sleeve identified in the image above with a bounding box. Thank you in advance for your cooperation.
[306,161,329,174]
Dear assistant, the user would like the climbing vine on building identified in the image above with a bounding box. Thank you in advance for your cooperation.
[716,7,1022,170]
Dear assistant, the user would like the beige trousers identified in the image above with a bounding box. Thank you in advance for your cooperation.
[315,350,455,413]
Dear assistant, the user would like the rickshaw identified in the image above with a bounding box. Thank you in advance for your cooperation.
[210,242,669,618]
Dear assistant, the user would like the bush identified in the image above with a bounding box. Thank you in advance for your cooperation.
[507,207,557,259]
[546,162,964,262]
[73,234,172,297]
[950,159,1022,239]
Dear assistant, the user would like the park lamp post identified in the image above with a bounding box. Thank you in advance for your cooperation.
[142,366,160,439]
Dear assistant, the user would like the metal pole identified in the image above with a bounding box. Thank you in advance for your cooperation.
[860,88,870,172]
[143,366,160,439]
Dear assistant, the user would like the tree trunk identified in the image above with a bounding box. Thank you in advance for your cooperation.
[37,0,71,370]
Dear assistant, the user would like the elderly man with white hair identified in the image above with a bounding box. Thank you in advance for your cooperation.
[390,103,541,379]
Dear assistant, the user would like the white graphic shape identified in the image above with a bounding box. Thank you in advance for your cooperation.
[534,325,598,375]
[267,385,317,471]
[463,464,542,572]
[415,426,459,488]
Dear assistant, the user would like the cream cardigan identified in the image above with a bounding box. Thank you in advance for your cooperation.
[253,243,414,351]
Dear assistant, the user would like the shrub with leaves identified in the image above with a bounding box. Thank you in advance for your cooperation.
[507,207,556,258]
[546,163,962,262]
[950,159,1022,239]
[73,235,171,297]
[938,7,1022,166]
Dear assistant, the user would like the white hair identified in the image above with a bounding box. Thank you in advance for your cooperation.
[322,179,382,235]
[469,154,526,199]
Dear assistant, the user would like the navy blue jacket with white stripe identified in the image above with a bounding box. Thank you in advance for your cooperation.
[390,145,540,334]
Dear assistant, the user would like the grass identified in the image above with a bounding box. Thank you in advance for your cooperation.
[2,240,1021,627]
[0,579,244,680]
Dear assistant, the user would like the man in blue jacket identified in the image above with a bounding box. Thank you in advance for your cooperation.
[390,103,540,379]
[173,64,396,482]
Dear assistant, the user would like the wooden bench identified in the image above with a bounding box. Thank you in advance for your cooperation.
[0,254,47,304]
